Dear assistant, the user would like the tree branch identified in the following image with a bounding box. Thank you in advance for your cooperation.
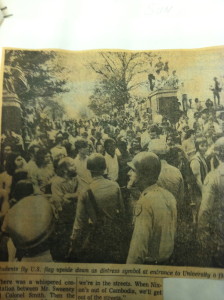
[89,62,109,79]
[128,82,144,91]
[100,53,116,74]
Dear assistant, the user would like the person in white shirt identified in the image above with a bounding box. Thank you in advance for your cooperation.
[73,139,92,191]
[50,132,67,162]
[104,139,119,181]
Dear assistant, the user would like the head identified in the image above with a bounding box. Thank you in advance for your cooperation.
[205,98,213,108]
[14,155,25,169]
[28,144,40,160]
[128,152,161,191]
[6,195,55,251]
[5,152,25,176]
[184,129,195,140]
[70,128,77,137]
[39,133,49,145]
[62,132,69,146]
[149,125,159,139]
[3,144,13,158]
[182,125,190,134]
[34,149,52,168]
[55,132,64,145]
[81,131,88,139]
[56,157,77,179]
[75,139,89,158]
[195,137,208,155]
[87,153,106,177]
[13,179,34,202]
[117,140,128,155]
[35,126,42,137]
[104,139,116,157]
[201,109,209,121]
[194,112,200,120]
[195,98,199,103]
[130,138,142,155]
[214,137,224,162]
[166,133,178,147]
[95,131,102,140]
[91,128,96,137]
[149,142,169,161]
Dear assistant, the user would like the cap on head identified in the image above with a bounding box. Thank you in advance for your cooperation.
[87,153,106,172]
[5,195,55,250]
[128,151,161,181]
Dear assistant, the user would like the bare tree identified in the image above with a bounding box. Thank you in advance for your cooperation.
[88,51,154,115]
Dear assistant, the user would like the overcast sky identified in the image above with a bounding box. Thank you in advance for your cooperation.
[51,48,224,117]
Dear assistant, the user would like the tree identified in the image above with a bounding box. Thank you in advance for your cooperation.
[4,50,69,109]
[36,98,65,121]
[88,52,154,115]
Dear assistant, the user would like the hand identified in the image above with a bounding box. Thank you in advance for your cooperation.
[64,192,78,202]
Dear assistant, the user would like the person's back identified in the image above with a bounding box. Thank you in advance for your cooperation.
[127,184,176,264]
[157,160,184,210]
[198,162,224,266]
[70,154,125,263]
[89,176,124,217]
[2,195,55,262]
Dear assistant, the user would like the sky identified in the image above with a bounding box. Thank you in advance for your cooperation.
[50,47,224,118]
[0,1,224,118]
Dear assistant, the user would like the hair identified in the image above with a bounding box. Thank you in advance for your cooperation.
[104,138,115,150]
[13,179,34,202]
[195,137,207,152]
[39,132,49,140]
[184,129,195,140]
[5,152,23,176]
[3,143,13,152]
[149,125,159,134]
[28,144,40,155]
[81,131,88,137]
[75,139,88,151]
[166,133,176,142]
[201,108,209,115]
[117,140,127,152]
[55,131,64,144]
[63,132,69,139]
[87,153,106,176]
[56,157,76,177]
[166,146,184,167]
[34,148,51,168]
[194,112,200,118]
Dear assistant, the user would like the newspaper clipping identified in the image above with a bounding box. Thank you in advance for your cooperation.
[0,47,224,299]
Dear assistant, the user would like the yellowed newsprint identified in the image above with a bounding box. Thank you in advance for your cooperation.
[0,47,223,299]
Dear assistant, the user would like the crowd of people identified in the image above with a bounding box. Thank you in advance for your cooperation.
[0,93,224,267]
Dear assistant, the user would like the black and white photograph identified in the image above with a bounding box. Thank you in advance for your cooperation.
[0,47,224,267]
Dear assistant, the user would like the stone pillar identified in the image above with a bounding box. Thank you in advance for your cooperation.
[148,89,180,124]
[2,90,22,134]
